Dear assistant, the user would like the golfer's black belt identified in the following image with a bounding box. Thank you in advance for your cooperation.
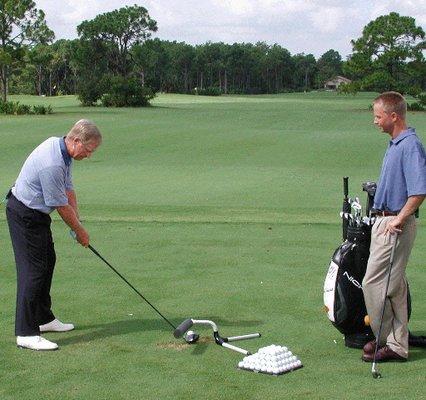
[372,210,398,217]
[372,210,419,218]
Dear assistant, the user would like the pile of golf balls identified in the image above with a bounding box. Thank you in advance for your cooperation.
[237,345,303,375]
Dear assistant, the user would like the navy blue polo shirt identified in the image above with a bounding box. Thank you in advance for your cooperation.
[374,128,426,212]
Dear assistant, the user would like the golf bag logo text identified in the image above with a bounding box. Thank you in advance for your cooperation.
[343,271,362,289]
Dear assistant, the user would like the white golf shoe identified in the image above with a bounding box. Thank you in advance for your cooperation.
[17,336,58,351]
[39,318,75,333]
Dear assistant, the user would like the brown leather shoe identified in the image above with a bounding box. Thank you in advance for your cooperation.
[362,345,407,362]
[363,340,377,355]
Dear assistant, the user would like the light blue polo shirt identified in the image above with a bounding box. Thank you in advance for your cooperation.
[374,128,426,212]
[12,137,73,214]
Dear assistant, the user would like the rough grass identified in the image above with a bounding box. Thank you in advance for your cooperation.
[0,92,425,400]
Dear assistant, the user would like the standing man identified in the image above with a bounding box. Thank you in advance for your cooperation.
[362,92,426,362]
[6,119,102,351]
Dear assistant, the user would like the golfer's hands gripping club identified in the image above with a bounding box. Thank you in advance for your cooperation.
[57,203,89,247]
[70,228,90,247]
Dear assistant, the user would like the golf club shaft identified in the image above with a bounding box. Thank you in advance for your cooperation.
[88,244,177,330]
[342,177,350,240]
[372,236,398,373]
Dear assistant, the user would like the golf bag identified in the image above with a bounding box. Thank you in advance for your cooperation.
[323,178,426,349]
[324,224,373,347]
[323,178,375,347]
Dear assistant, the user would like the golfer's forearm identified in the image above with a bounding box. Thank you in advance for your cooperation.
[66,190,79,219]
[56,204,84,232]
[399,195,425,222]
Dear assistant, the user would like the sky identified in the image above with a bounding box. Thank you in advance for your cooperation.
[36,0,426,59]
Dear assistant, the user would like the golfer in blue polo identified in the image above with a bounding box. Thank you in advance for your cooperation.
[6,119,102,351]
[362,92,426,363]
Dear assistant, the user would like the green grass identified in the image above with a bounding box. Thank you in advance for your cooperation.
[0,92,425,399]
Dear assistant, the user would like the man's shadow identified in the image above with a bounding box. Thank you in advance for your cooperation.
[409,331,426,361]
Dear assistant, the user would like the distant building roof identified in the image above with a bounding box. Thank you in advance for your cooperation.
[324,76,351,89]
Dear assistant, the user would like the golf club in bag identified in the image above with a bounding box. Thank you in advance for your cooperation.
[323,177,426,349]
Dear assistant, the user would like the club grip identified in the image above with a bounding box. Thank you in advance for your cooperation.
[173,319,193,338]
[343,176,349,198]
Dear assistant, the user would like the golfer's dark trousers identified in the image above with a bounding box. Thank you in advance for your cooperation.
[6,194,56,336]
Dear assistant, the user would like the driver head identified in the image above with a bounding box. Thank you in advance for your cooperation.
[184,330,200,344]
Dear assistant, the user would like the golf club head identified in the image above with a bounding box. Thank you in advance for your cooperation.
[351,201,362,211]
[362,181,377,196]
[184,330,200,344]
[340,212,351,221]
[372,371,382,379]
[371,364,381,379]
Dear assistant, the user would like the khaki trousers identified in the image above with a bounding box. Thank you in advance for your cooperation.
[362,215,416,358]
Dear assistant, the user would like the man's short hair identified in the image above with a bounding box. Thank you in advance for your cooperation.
[373,91,407,118]
[67,119,102,144]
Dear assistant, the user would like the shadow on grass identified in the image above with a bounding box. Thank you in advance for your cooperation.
[409,349,426,362]
[49,109,123,115]
[55,318,158,346]
[409,331,426,361]
[55,316,263,351]
[189,342,209,355]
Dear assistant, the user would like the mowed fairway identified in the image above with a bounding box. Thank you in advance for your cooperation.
[0,92,425,399]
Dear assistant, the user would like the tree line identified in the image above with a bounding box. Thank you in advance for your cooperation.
[1,2,425,107]
[10,39,343,97]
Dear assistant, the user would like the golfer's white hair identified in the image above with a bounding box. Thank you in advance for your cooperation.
[67,119,102,144]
